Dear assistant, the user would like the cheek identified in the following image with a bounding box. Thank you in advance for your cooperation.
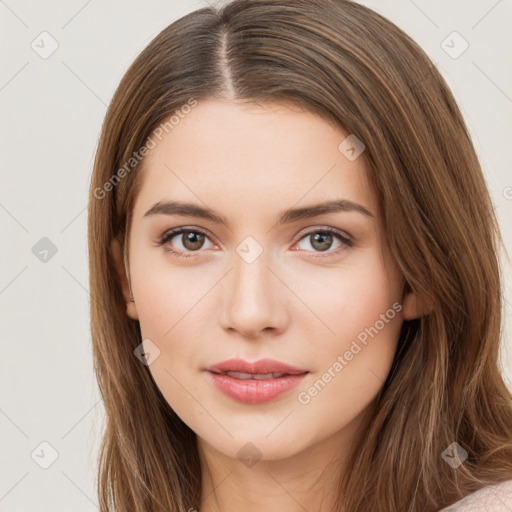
[131,250,217,392]
[290,251,403,352]
[131,245,209,338]
[292,258,403,432]
[132,262,208,417]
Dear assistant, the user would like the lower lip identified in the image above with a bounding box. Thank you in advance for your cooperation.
[206,371,308,404]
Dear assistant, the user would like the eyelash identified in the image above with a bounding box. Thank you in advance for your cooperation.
[158,226,353,259]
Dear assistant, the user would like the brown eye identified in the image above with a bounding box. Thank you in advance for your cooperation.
[309,232,333,252]
[159,228,215,257]
[181,230,206,251]
[295,228,352,256]
[159,226,352,260]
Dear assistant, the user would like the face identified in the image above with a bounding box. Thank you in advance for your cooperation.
[116,99,412,463]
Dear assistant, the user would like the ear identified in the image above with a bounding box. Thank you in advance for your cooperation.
[110,237,139,321]
[401,288,433,320]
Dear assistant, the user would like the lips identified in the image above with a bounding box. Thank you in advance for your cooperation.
[204,358,309,377]
[205,359,309,405]
[219,371,290,380]
[204,358,309,404]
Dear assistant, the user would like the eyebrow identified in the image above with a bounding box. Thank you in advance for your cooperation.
[143,199,374,227]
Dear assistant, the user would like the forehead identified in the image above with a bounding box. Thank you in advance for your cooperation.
[132,99,375,222]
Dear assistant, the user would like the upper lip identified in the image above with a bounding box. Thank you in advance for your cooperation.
[205,358,309,375]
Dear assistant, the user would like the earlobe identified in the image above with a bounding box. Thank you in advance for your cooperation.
[110,237,139,320]
[401,290,433,320]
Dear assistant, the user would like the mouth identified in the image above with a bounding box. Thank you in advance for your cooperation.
[204,359,309,404]
[204,357,309,376]
[208,370,308,380]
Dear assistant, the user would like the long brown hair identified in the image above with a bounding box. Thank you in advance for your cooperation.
[87,1,512,510]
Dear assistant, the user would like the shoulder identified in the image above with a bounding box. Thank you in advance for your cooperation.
[439,479,512,511]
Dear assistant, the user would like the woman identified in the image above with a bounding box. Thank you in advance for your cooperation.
[87,0,512,510]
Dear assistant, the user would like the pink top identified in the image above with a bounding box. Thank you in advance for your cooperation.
[439,479,512,511]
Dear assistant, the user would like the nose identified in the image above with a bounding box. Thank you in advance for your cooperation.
[219,249,289,339]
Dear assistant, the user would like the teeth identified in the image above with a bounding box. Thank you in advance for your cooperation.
[222,371,286,380]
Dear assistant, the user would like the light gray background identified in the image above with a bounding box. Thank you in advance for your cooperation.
[1,1,511,510]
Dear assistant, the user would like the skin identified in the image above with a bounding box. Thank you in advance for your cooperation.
[111,99,423,512]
